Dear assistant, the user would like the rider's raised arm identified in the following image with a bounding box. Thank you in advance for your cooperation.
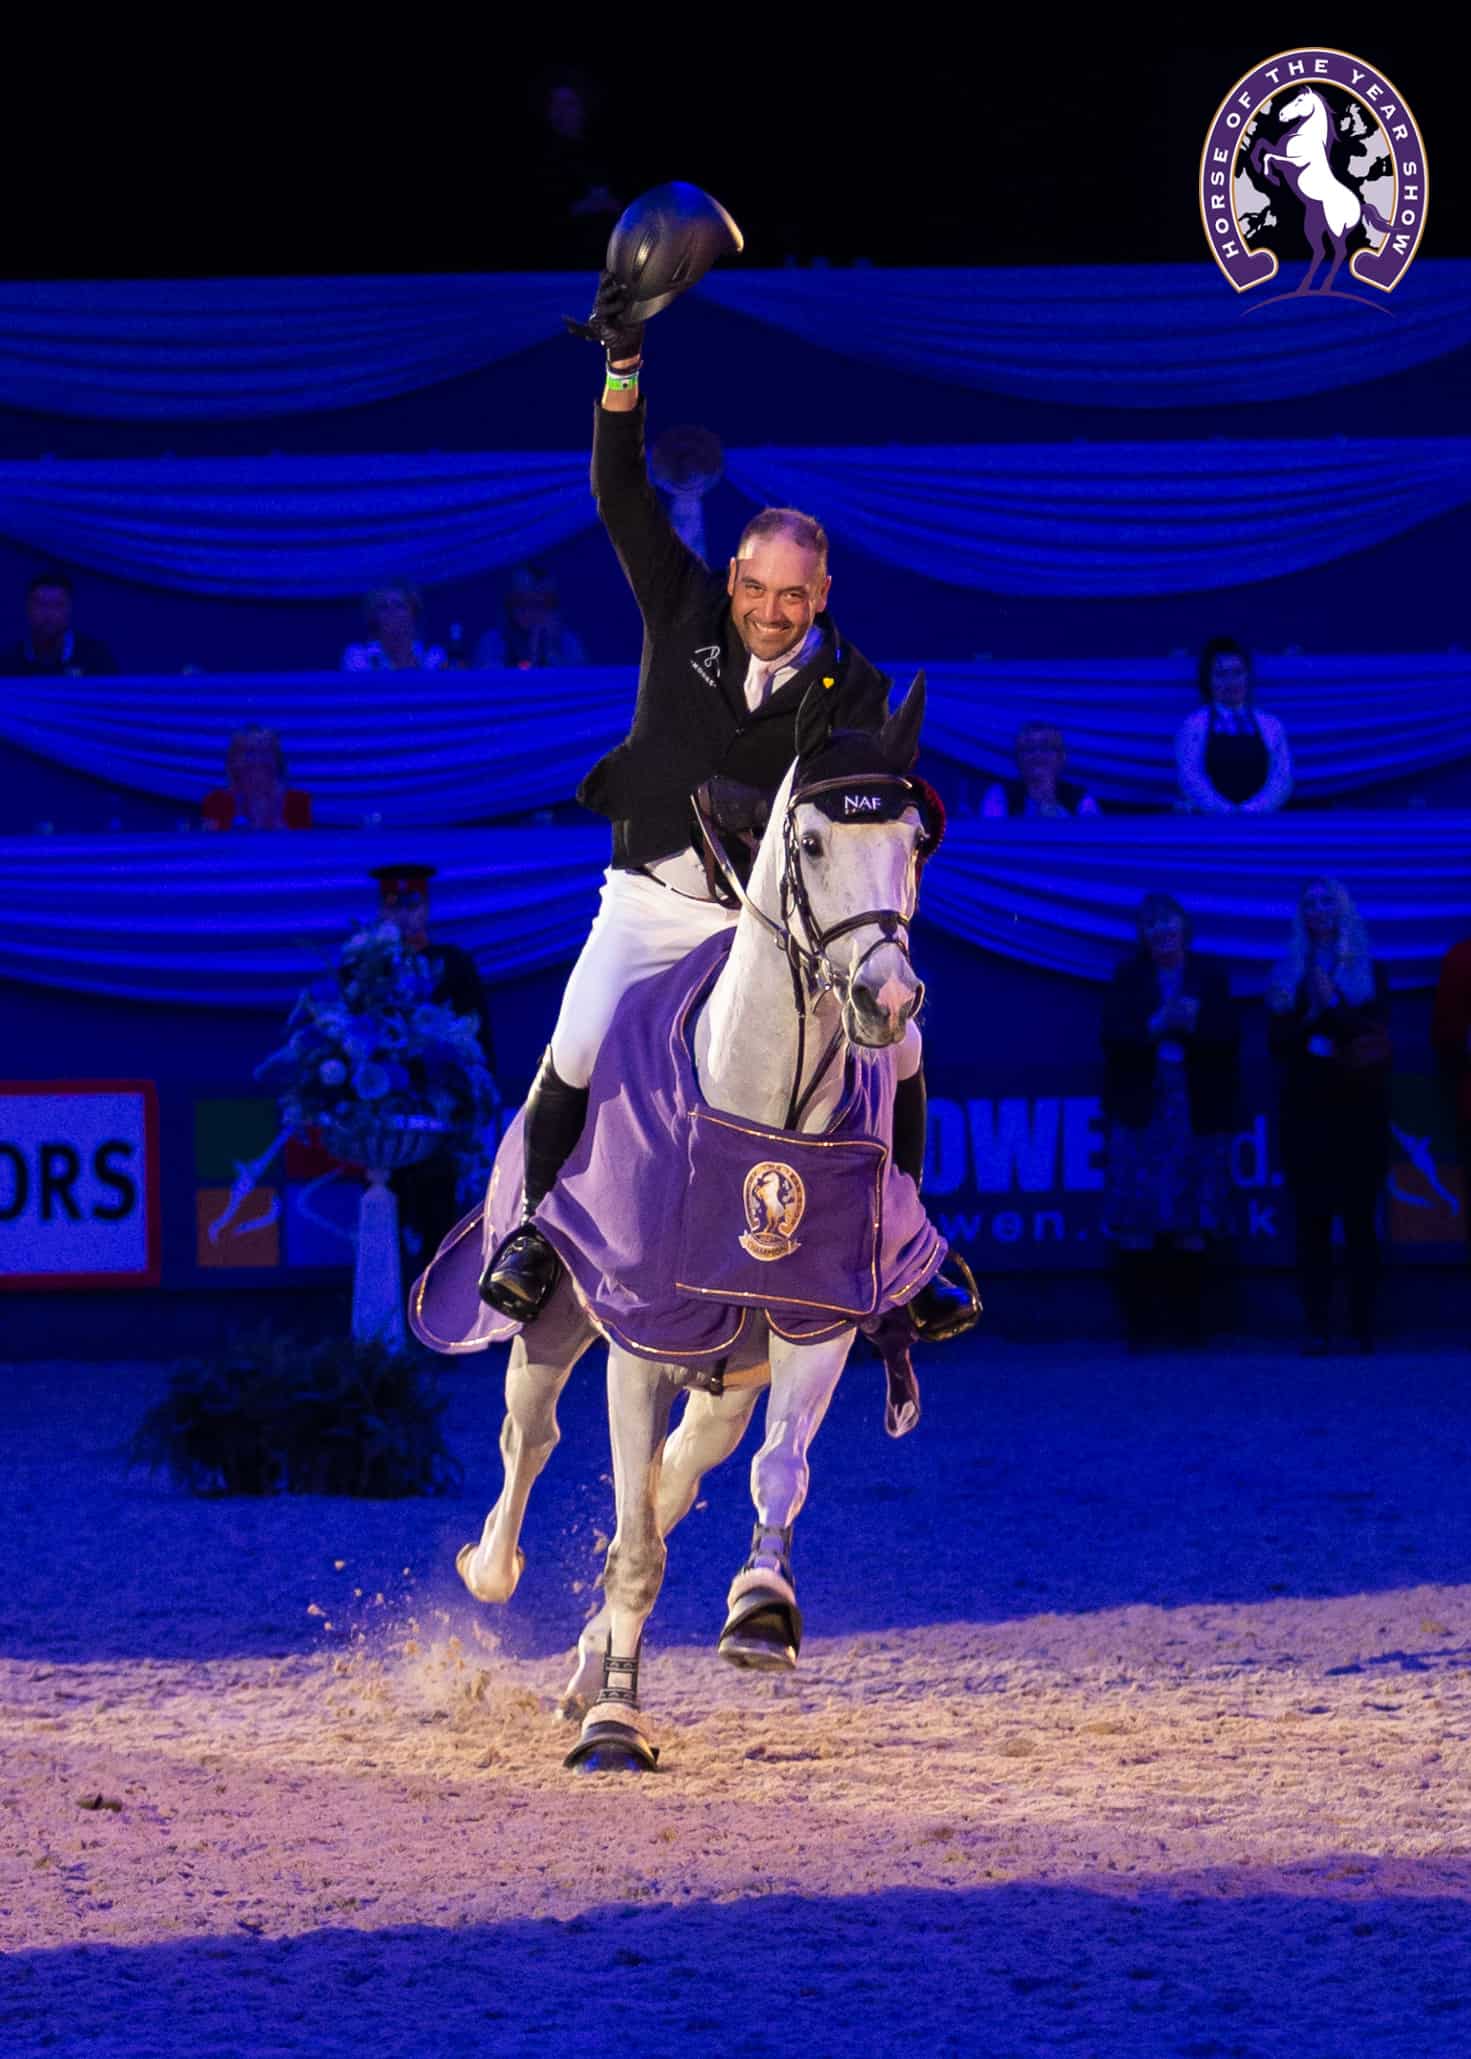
[591,383,712,631]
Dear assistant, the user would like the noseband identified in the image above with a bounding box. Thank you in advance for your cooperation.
[694,770,941,1128]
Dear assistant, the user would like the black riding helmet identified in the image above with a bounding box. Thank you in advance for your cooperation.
[606,182,744,323]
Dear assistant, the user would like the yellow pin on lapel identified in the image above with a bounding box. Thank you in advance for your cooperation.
[822,676,835,689]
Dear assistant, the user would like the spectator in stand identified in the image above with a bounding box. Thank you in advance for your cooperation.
[371,863,496,1270]
[202,727,312,831]
[1102,892,1239,1349]
[1176,636,1293,814]
[1268,878,1392,1354]
[526,74,623,265]
[1431,926,1471,1265]
[474,565,589,670]
[342,587,446,672]
[983,720,1100,818]
[1,572,117,675]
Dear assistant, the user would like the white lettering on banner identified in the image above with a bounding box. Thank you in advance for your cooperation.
[968,1097,1061,1193]
[0,1084,157,1285]
[926,1095,1105,1195]
[1062,1099,1105,1191]
[927,1094,1284,1209]
[1230,1115,1271,1189]
[935,1209,1070,1246]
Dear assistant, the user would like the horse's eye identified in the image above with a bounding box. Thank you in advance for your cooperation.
[800,832,824,859]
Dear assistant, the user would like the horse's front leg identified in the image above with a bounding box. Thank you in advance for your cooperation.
[559,1379,762,1720]
[718,1330,855,1671]
[1250,139,1282,187]
[564,1348,684,1772]
[457,1325,592,1604]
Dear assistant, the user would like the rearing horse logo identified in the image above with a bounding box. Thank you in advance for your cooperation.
[739,1161,806,1262]
[1200,50,1427,297]
[1249,88,1397,293]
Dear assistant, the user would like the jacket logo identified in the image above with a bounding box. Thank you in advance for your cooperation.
[739,1161,806,1262]
[843,793,883,814]
[691,643,722,685]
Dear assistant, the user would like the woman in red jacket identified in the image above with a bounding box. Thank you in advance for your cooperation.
[202,727,311,831]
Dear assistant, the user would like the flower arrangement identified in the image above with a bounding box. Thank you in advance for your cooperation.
[257,920,497,1166]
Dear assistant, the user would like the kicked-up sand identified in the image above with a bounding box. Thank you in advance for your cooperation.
[2,1339,1468,2057]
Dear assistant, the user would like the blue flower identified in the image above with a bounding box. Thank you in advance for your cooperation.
[319,1058,348,1087]
[352,1062,392,1102]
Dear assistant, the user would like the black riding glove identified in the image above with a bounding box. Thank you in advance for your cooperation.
[564,270,645,363]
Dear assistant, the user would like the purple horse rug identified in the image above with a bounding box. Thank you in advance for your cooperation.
[412,930,946,1424]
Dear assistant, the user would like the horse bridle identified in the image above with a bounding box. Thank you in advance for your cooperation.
[693,771,940,1129]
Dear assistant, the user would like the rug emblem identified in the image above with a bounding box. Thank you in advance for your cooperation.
[739,1161,806,1262]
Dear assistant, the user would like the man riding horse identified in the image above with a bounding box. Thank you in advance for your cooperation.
[479,201,975,1347]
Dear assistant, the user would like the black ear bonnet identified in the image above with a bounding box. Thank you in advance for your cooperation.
[793,727,946,859]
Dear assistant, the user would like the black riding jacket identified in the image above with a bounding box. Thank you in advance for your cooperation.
[577,400,892,869]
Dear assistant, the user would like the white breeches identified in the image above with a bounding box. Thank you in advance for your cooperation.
[549,867,739,1088]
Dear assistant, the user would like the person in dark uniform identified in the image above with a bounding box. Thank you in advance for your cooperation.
[1175,636,1293,813]
[1102,893,1240,1347]
[371,863,496,1273]
[1,571,118,676]
[481,271,973,1344]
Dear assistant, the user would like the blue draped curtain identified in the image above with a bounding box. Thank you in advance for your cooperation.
[2,265,1467,419]
[0,276,579,420]
[0,657,1465,822]
[2,819,1466,1008]
[725,440,1471,598]
[1,440,1466,599]
[701,262,1471,409]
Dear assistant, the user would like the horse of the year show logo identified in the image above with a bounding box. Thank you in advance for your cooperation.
[1200,49,1427,295]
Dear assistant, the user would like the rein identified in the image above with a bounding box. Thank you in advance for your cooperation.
[692,774,924,1130]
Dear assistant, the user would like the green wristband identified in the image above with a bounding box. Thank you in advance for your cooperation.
[604,367,640,393]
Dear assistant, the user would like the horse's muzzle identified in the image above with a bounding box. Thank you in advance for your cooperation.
[844,968,922,1047]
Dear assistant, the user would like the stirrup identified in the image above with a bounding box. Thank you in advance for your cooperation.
[910,1252,982,1343]
[478,1216,562,1319]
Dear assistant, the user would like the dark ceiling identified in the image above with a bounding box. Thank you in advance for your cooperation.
[2,41,1456,278]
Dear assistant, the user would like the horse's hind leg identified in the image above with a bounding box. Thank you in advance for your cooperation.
[1321,230,1349,292]
[457,1327,591,1604]
[560,1380,761,1719]
[719,1332,854,1671]
[1298,207,1328,291]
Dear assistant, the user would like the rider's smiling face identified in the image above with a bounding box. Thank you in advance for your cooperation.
[727,534,831,664]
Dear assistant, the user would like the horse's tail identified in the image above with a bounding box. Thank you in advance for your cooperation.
[1360,196,1396,236]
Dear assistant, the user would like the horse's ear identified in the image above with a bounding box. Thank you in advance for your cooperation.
[879,671,926,771]
[794,678,837,763]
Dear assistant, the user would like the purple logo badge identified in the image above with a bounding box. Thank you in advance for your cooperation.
[1200,49,1427,295]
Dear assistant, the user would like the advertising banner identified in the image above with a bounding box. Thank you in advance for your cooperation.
[925,1070,1465,1274]
[0,1081,160,1287]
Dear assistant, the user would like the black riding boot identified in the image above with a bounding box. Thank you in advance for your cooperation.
[893,1067,982,1342]
[478,1050,589,1319]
